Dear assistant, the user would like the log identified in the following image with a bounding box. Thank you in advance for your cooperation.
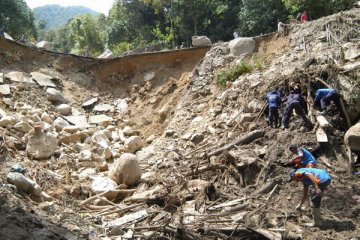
[316,116,332,129]
[207,130,265,157]
[185,164,227,177]
[249,228,282,240]
[316,128,328,143]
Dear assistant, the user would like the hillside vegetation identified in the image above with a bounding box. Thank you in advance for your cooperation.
[33,5,100,30]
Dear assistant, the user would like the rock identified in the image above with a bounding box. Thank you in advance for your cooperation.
[5,71,33,83]
[94,103,112,112]
[89,115,113,125]
[109,153,141,186]
[123,126,134,136]
[31,72,56,87]
[165,129,176,137]
[91,176,112,190]
[60,132,86,144]
[62,126,79,134]
[78,168,97,180]
[63,115,90,129]
[91,176,118,199]
[36,41,51,50]
[114,98,129,115]
[246,99,263,113]
[13,121,32,133]
[46,88,67,103]
[82,97,98,108]
[79,150,92,161]
[343,42,360,60]
[0,116,17,127]
[7,172,42,196]
[53,117,70,132]
[0,84,10,95]
[344,122,360,151]
[41,112,53,124]
[190,133,204,144]
[192,36,212,47]
[146,135,155,143]
[228,37,256,56]
[0,72,3,83]
[26,126,58,159]
[55,104,72,115]
[238,113,255,125]
[124,136,144,153]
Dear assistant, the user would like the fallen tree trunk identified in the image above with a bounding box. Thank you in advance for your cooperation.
[207,130,265,158]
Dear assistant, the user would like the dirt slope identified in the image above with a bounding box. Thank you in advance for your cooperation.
[0,9,359,240]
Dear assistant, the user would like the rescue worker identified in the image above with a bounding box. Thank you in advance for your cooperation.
[281,91,312,129]
[313,88,341,115]
[289,168,331,227]
[266,87,281,128]
[283,144,317,168]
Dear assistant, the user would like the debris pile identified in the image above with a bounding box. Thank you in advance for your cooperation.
[0,8,359,240]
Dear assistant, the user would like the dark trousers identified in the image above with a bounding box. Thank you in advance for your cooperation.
[320,91,341,111]
[268,107,279,127]
[282,101,310,127]
[309,179,331,208]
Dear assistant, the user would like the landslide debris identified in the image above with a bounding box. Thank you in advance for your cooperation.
[0,9,359,240]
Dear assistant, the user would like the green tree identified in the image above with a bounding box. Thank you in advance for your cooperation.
[238,0,289,36]
[67,14,105,56]
[283,0,354,20]
[0,0,37,40]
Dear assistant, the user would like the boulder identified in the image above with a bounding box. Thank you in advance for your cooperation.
[62,126,79,134]
[78,168,97,180]
[246,99,263,113]
[13,121,32,133]
[192,36,212,47]
[26,127,58,159]
[55,104,72,115]
[124,136,144,153]
[91,176,118,193]
[344,122,360,151]
[228,37,256,56]
[0,116,17,127]
[46,88,67,103]
[53,117,70,132]
[109,153,141,186]
[41,112,53,124]
[7,172,42,196]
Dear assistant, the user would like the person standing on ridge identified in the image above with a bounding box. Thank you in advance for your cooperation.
[300,10,309,22]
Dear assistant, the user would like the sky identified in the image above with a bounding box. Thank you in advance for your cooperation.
[24,0,115,15]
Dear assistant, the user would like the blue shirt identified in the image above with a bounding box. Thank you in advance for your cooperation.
[298,147,316,165]
[294,168,331,186]
[266,91,281,108]
[314,89,336,102]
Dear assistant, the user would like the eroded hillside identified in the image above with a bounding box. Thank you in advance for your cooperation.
[0,9,359,240]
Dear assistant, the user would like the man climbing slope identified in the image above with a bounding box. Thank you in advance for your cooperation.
[266,87,281,128]
[289,168,332,227]
[283,144,317,168]
[313,88,341,115]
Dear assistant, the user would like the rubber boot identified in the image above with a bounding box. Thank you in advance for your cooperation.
[306,208,322,227]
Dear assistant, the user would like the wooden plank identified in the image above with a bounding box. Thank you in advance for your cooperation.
[316,116,331,128]
[316,128,328,143]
